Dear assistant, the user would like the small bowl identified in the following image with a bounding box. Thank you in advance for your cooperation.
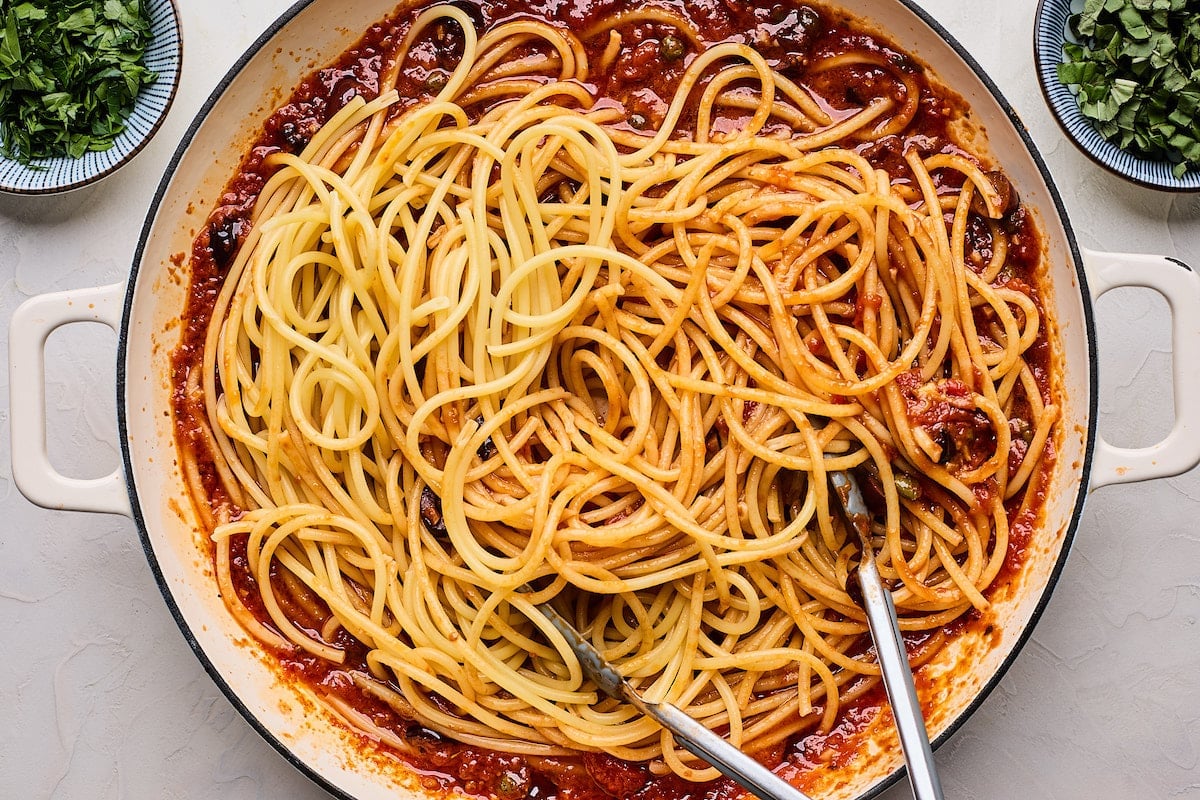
[1034,0,1200,192]
[0,0,182,196]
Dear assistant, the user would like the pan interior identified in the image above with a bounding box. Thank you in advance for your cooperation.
[119,1,1093,797]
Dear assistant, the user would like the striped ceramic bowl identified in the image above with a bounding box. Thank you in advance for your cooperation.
[1034,0,1200,192]
[0,0,182,195]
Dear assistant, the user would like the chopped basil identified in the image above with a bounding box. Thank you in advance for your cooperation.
[1056,0,1200,178]
[0,0,158,165]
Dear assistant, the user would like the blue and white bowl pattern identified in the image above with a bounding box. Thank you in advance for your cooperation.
[0,0,182,195]
[1034,0,1200,192]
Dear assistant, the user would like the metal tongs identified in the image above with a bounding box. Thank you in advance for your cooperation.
[829,470,946,800]
[538,601,818,800]
[536,469,944,800]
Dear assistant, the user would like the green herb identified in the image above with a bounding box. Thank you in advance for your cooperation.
[0,0,158,164]
[1056,0,1200,179]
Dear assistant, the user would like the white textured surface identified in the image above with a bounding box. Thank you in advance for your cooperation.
[2,1,1198,798]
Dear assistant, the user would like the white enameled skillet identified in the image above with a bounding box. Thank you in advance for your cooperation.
[9,0,1200,798]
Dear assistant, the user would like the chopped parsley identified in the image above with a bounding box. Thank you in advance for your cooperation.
[0,0,158,164]
[1056,0,1200,179]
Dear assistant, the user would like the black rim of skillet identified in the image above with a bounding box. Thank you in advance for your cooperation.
[117,1,1098,797]
[1032,0,1200,193]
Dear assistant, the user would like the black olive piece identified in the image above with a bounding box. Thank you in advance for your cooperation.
[887,50,920,74]
[475,416,498,460]
[660,34,685,61]
[207,217,244,270]
[766,6,822,52]
[1001,204,1028,235]
[704,429,723,460]
[797,6,821,29]
[971,170,1019,219]
[629,113,648,130]
[442,0,485,34]
[845,571,866,606]
[937,429,956,464]
[420,485,448,538]
[431,2,484,63]
[279,121,310,151]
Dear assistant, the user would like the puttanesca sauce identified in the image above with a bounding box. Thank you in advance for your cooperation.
[171,1,1056,797]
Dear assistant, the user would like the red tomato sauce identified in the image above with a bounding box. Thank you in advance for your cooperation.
[170,2,1056,798]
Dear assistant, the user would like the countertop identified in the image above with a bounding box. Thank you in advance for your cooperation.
[2,1,1198,798]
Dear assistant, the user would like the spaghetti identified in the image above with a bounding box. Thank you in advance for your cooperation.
[173,0,1058,793]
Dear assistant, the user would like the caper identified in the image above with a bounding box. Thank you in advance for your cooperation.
[424,70,449,94]
[894,471,921,501]
[419,485,448,538]
[628,112,648,129]
[495,772,524,798]
[660,33,685,61]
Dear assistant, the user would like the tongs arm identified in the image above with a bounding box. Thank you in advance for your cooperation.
[538,602,817,800]
[829,470,945,800]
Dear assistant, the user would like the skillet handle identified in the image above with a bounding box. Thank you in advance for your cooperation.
[1081,248,1200,489]
[9,283,133,517]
